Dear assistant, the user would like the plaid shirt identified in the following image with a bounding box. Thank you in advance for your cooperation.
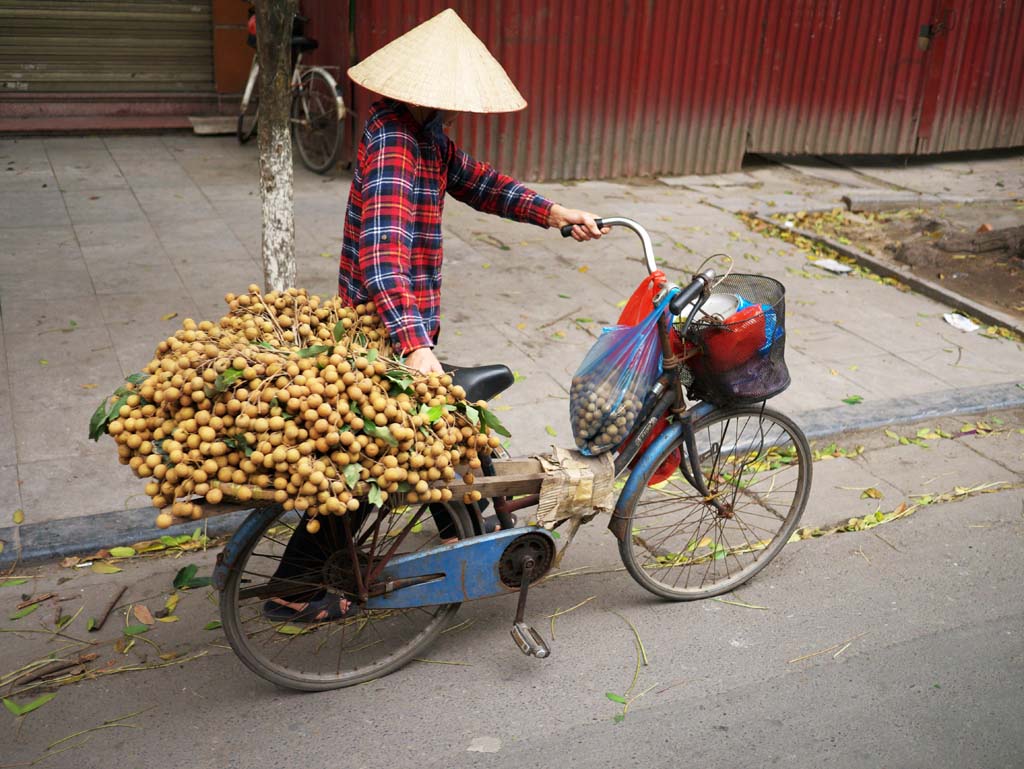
[339,99,554,354]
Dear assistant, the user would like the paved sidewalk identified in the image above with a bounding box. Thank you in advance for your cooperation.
[0,135,1022,560]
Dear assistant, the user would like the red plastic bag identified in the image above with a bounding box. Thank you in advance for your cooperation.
[696,304,766,373]
[618,271,667,325]
[615,272,679,485]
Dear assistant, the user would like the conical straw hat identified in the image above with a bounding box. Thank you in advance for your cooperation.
[347,9,526,113]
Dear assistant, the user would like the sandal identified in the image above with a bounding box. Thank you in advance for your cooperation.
[482,513,518,534]
[263,595,360,624]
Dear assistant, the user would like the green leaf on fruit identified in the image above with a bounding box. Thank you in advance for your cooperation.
[368,482,384,508]
[214,368,245,393]
[343,464,360,489]
[364,423,398,447]
[478,407,511,438]
[297,345,332,359]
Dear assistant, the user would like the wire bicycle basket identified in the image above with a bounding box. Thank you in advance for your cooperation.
[682,274,791,405]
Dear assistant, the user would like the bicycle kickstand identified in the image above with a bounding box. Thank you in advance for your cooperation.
[510,555,551,659]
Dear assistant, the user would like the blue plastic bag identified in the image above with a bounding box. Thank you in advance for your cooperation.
[570,292,674,455]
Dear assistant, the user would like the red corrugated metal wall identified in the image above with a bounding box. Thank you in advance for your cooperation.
[302,0,1024,180]
[343,0,767,179]
[748,0,935,154]
[916,1,1024,153]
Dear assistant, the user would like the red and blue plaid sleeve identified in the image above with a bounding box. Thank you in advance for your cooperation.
[445,142,554,227]
[358,128,435,354]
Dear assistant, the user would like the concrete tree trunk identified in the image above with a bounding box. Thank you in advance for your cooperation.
[254,0,298,292]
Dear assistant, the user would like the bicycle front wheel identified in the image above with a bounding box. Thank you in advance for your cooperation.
[618,405,811,601]
[220,501,470,691]
[291,69,343,173]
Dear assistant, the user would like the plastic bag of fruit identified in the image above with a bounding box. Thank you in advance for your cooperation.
[569,292,672,456]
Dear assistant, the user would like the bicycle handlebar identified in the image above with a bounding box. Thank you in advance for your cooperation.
[560,216,658,273]
[560,217,715,310]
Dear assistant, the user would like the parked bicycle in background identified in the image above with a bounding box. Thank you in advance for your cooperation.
[238,4,346,174]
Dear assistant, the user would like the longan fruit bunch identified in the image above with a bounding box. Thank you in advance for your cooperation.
[98,285,503,531]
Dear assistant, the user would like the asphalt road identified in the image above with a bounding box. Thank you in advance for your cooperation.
[2,477,1021,769]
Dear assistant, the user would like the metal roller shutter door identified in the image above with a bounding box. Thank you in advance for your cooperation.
[0,0,213,94]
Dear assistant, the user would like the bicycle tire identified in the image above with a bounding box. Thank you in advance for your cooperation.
[220,501,471,691]
[237,69,259,144]
[618,405,811,601]
[291,69,343,174]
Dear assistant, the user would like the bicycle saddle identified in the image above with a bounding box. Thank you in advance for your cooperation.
[446,364,515,403]
[291,36,318,52]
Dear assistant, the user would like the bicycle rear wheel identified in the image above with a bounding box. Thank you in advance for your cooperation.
[618,405,811,600]
[237,69,259,144]
[220,501,470,691]
[291,69,343,173]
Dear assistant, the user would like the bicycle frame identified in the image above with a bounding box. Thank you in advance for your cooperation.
[239,52,345,125]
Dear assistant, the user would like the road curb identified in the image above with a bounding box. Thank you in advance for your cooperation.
[750,213,1024,338]
[2,381,1021,569]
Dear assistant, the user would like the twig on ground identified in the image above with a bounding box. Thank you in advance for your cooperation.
[872,532,902,552]
[540,306,583,329]
[788,632,868,664]
[712,597,768,610]
[12,653,99,688]
[15,594,55,611]
[93,586,127,632]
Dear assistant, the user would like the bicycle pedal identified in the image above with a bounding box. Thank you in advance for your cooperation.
[511,621,550,659]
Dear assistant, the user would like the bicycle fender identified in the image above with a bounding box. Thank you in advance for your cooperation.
[608,420,685,541]
[213,505,279,592]
[366,528,555,609]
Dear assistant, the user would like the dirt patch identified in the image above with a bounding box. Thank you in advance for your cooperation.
[788,201,1024,321]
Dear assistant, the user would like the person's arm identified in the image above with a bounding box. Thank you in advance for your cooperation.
[445,141,554,227]
[445,141,606,241]
[357,128,434,356]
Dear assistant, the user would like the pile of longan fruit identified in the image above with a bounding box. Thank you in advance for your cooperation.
[101,285,500,532]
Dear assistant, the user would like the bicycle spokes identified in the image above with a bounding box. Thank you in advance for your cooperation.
[619,406,810,599]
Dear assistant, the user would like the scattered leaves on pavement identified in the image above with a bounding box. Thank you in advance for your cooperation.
[3,692,57,718]
[172,564,212,590]
[132,605,154,625]
[9,603,40,621]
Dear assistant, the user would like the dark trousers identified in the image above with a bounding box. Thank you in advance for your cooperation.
[272,503,458,601]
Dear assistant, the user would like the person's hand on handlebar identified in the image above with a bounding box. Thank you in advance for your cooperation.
[548,204,609,242]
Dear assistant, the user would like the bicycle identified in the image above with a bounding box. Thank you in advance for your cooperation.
[211,218,812,691]
[237,7,345,174]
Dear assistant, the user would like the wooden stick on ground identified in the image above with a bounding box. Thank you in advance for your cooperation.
[12,654,99,688]
[15,593,56,611]
[92,586,127,633]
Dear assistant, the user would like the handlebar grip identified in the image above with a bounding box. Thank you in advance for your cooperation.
[560,218,605,238]
[668,272,714,316]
